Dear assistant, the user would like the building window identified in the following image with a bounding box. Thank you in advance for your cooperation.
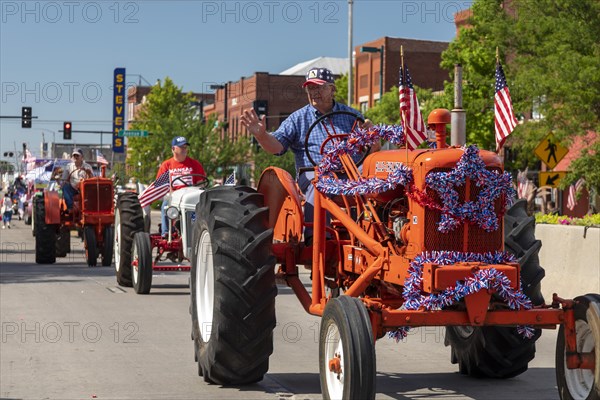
[359,74,369,89]
[360,102,368,113]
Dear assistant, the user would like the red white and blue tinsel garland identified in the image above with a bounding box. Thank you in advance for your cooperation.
[314,130,515,235]
[426,145,516,233]
[315,124,411,195]
[310,128,532,340]
[388,250,535,341]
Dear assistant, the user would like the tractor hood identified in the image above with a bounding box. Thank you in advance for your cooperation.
[362,147,503,181]
[167,187,204,212]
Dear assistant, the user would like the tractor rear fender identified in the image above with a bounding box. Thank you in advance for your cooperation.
[257,167,303,243]
[44,191,61,224]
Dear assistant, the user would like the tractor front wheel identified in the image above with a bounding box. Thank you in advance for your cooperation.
[84,226,97,267]
[191,186,276,385]
[56,226,71,257]
[319,296,376,400]
[101,226,114,267]
[132,232,153,294]
[556,294,600,400]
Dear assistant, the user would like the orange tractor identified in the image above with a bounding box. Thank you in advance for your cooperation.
[189,109,598,399]
[34,165,115,267]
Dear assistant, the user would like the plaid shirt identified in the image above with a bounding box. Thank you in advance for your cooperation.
[272,102,363,176]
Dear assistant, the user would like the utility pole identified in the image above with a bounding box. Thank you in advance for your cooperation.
[348,0,354,106]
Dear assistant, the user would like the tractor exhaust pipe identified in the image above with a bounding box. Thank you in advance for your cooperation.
[451,64,466,146]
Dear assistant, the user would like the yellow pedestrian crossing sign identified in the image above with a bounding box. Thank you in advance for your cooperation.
[539,171,567,188]
[534,133,568,169]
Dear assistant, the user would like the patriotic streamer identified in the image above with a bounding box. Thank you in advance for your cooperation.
[310,128,531,341]
[388,251,535,341]
[426,145,516,233]
[315,124,411,195]
[316,140,515,235]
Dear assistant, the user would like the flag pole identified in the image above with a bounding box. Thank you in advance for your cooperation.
[401,45,409,163]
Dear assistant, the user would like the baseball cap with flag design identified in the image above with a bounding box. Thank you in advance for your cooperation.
[303,68,335,87]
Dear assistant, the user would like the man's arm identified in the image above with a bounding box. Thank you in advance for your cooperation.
[240,109,284,155]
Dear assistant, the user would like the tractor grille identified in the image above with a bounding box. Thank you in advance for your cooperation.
[424,168,503,253]
[185,210,196,254]
[83,183,113,213]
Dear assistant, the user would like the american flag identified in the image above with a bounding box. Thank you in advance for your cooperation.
[139,170,170,208]
[96,150,109,165]
[517,169,530,199]
[224,171,236,186]
[566,178,585,211]
[399,65,426,150]
[494,62,518,152]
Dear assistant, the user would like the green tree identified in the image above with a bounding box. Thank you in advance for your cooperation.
[127,77,248,183]
[439,0,514,150]
[441,0,600,192]
[509,0,600,191]
[364,85,447,127]
[251,149,295,184]
[334,73,349,105]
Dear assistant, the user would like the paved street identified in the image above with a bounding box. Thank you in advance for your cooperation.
[1,217,561,399]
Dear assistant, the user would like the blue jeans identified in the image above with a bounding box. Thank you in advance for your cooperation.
[298,171,331,243]
[62,183,78,210]
[161,198,169,236]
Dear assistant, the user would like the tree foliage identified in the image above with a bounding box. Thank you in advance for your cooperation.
[442,0,600,191]
[127,77,249,184]
[334,73,349,105]
[364,85,448,130]
[251,148,296,184]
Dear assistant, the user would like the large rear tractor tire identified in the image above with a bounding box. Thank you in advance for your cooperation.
[132,232,153,294]
[34,196,56,264]
[114,192,144,287]
[556,294,600,400]
[319,296,376,400]
[191,186,277,385]
[445,199,545,378]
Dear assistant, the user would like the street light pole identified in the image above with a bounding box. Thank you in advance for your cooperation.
[209,83,228,135]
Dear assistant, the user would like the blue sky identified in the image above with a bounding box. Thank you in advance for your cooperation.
[0,0,471,157]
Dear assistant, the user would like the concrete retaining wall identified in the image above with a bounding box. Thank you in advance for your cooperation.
[536,224,600,300]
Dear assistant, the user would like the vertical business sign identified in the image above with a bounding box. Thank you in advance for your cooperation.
[112,68,126,153]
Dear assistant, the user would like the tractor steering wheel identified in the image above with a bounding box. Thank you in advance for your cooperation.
[66,167,93,183]
[304,110,370,168]
[170,174,209,190]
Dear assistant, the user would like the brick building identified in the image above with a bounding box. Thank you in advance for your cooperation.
[354,37,449,111]
[204,73,310,141]
[126,85,214,125]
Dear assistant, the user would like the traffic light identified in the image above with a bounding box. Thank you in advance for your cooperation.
[21,107,32,128]
[63,122,72,140]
